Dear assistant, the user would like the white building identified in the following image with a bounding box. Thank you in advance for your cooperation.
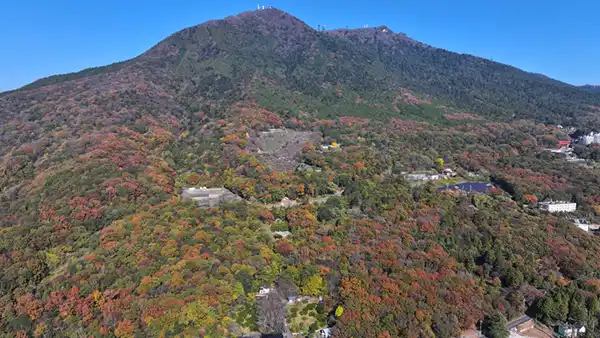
[442,168,457,177]
[569,218,600,232]
[570,218,589,232]
[273,231,291,238]
[576,222,589,232]
[257,287,272,297]
[539,201,577,213]
[564,324,586,337]
[579,132,600,145]
[316,328,332,338]
[404,173,441,181]
[181,187,241,207]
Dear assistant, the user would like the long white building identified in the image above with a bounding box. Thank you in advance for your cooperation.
[539,201,577,213]
[579,132,600,145]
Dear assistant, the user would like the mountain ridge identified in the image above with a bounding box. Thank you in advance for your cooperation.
[581,84,600,93]
[5,8,584,94]
[4,8,599,127]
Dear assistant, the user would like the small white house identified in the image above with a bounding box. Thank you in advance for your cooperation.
[576,222,589,232]
[273,231,291,238]
[257,287,272,297]
[571,218,590,232]
[316,328,332,338]
[564,324,586,337]
[442,168,457,177]
[539,201,577,213]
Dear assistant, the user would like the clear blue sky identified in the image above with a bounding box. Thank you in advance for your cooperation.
[1,0,598,91]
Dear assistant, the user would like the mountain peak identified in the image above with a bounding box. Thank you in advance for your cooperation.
[217,7,309,31]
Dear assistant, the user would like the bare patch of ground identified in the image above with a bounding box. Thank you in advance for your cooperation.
[394,88,432,108]
[247,128,322,170]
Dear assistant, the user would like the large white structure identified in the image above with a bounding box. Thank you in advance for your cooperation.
[181,187,241,207]
[539,201,577,213]
[579,132,600,145]
[404,173,441,181]
[564,325,586,337]
[569,218,600,232]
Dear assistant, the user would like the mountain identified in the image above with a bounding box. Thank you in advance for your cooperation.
[4,8,600,338]
[6,8,600,126]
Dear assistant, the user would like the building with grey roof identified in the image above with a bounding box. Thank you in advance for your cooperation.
[181,187,241,207]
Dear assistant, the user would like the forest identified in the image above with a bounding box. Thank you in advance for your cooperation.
[2,7,600,338]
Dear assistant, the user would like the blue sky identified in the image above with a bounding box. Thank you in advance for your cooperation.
[1,0,598,91]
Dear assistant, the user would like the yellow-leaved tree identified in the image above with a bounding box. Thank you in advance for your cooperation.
[302,275,325,296]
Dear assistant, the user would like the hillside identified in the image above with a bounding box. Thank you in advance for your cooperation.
[582,85,600,93]
[3,8,600,338]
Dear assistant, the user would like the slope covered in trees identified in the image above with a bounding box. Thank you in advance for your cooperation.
[581,85,600,94]
[2,7,600,338]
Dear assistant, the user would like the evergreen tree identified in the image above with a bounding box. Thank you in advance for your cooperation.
[484,312,509,338]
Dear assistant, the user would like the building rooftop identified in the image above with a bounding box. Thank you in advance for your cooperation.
[437,182,493,193]
[539,200,575,205]
[181,187,241,206]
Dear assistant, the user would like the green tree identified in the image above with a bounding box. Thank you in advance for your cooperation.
[569,293,588,324]
[484,311,509,338]
[536,296,555,322]
[587,296,599,317]
[504,268,524,288]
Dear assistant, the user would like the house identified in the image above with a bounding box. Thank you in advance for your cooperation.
[539,201,577,213]
[556,324,585,337]
[181,187,241,207]
[286,296,297,304]
[569,218,600,232]
[315,328,332,338]
[442,168,457,177]
[273,231,291,238]
[257,287,272,297]
[570,218,589,232]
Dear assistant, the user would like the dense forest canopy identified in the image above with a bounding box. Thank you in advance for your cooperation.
[2,7,600,338]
